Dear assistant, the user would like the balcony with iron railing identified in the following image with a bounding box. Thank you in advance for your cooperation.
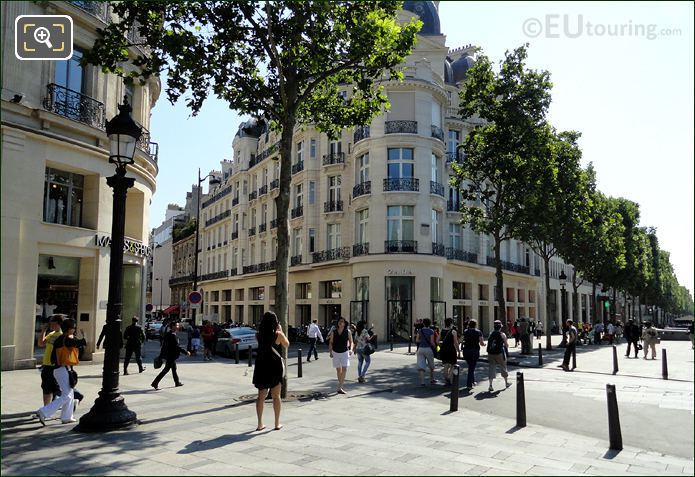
[446,150,465,163]
[270,179,279,190]
[169,274,194,286]
[205,209,230,227]
[352,181,371,198]
[291,205,303,219]
[384,240,418,254]
[232,196,239,207]
[383,178,419,192]
[352,243,369,257]
[270,218,278,229]
[258,184,268,196]
[354,125,370,143]
[248,227,256,237]
[290,255,302,266]
[431,125,444,141]
[446,248,478,264]
[323,200,343,213]
[69,1,110,22]
[312,247,351,263]
[248,190,257,201]
[202,186,232,208]
[385,120,418,134]
[200,270,229,282]
[136,124,159,163]
[432,242,446,257]
[430,181,445,197]
[242,264,259,275]
[322,152,345,166]
[258,223,267,234]
[486,256,530,274]
[43,83,105,130]
[291,161,304,174]
[231,230,239,240]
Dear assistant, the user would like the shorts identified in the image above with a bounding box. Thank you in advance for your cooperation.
[332,350,350,369]
[203,340,214,350]
[416,347,435,371]
[191,338,201,350]
[40,365,58,394]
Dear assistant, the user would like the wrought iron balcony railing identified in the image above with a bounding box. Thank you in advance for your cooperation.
[69,1,110,22]
[352,181,371,198]
[385,120,417,134]
[431,125,444,141]
[270,179,279,190]
[243,264,259,275]
[446,248,478,264]
[205,209,230,227]
[258,185,268,196]
[248,227,256,237]
[202,186,232,208]
[248,191,257,201]
[383,177,419,192]
[430,181,445,197]
[312,247,351,263]
[43,83,105,130]
[354,125,370,143]
[384,240,418,254]
[231,231,239,240]
[486,256,530,274]
[324,200,343,213]
[169,274,194,286]
[232,197,239,207]
[290,255,302,266]
[291,205,303,219]
[229,268,238,277]
[322,152,345,166]
[432,242,446,257]
[200,270,229,282]
[258,223,267,234]
[446,150,465,163]
[353,243,369,257]
[270,218,278,229]
[136,124,159,162]
[291,161,304,174]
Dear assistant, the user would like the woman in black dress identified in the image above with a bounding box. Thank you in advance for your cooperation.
[253,311,289,431]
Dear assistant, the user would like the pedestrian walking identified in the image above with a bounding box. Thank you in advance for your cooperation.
[624,319,640,358]
[561,319,578,371]
[461,320,485,390]
[35,318,82,425]
[353,320,373,383]
[594,321,604,344]
[37,315,63,406]
[328,317,353,394]
[190,325,201,356]
[252,311,289,431]
[306,319,324,362]
[535,319,543,339]
[641,321,658,359]
[512,320,520,348]
[614,321,623,343]
[201,320,215,361]
[151,322,190,390]
[486,320,510,392]
[438,318,458,385]
[123,316,146,375]
[415,318,436,386]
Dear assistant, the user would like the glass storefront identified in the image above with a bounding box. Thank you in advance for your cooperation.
[121,264,142,324]
[386,276,413,341]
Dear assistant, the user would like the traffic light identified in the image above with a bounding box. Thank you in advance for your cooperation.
[604,299,610,310]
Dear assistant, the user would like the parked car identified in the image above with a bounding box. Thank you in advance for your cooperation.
[215,326,258,357]
[146,321,163,339]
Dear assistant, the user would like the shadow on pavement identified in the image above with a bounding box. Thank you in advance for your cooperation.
[179,431,259,454]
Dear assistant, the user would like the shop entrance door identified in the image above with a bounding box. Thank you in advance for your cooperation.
[320,304,341,328]
[387,300,412,342]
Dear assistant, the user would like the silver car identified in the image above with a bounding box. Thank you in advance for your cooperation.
[215,327,258,357]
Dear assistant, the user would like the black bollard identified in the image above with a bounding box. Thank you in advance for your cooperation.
[248,345,253,367]
[390,340,393,352]
[516,372,526,428]
[538,343,543,366]
[606,384,623,450]
[449,365,460,412]
[612,345,618,375]
[662,348,668,380]
[572,347,577,370]
[234,343,240,364]
[408,336,412,354]
[298,348,303,378]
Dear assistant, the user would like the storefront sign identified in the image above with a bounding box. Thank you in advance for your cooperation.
[386,268,412,276]
[95,234,152,258]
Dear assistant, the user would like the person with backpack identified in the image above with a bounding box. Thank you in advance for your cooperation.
[123,316,146,375]
[438,318,459,386]
[487,320,510,392]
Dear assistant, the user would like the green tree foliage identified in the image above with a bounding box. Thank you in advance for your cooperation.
[85,1,421,395]
[172,219,196,243]
[452,44,552,326]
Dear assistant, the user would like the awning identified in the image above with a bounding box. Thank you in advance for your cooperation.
[162,305,180,315]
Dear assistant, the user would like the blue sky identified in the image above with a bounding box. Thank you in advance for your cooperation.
[148,1,694,293]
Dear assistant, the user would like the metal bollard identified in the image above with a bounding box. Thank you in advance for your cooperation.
[390,340,393,352]
[612,345,618,375]
[234,343,240,364]
[606,384,623,450]
[298,348,303,378]
[538,343,543,366]
[408,336,412,354]
[248,345,253,367]
[449,365,460,412]
[662,348,668,380]
[516,372,526,428]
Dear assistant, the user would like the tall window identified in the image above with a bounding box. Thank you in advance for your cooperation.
[327,223,341,249]
[43,167,84,227]
[329,134,342,155]
[262,168,268,186]
[233,214,239,233]
[261,241,266,263]
[296,141,303,163]
[123,81,134,108]
[293,228,302,256]
[54,49,84,92]
[431,101,441,127]
[387,148,414,178]
[232,247,238,269]
[250,244,255,264]
[356,209,369,244]
[431,209,440,243]
[273,162,280,181]
[447,130,460,155]
[294,183,303,208]
[261,204,268,224]
[309,228,316,252]
[431,153,439,182]
[250,208,256,227]
[356,153,369,183]
[328,176,341,202]
[387,205,414,241]
[310,139,317,159]
[308,181,316,205]
[449,223,462,249]
[449,187,462,209]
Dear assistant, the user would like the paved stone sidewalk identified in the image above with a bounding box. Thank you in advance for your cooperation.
[2,336,693,476]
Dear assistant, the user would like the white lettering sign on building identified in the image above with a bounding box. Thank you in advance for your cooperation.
[95,235,152,258]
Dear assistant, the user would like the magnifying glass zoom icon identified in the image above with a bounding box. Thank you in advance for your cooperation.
[34,27,53,49]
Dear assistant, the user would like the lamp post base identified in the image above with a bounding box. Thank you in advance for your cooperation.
[74,392,137,432]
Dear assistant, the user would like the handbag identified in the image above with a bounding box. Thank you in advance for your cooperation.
[363,343,375,355]
[56,345,79,366]
[154,355,163,369]
[271,346,286,378]
[67,367,78,388]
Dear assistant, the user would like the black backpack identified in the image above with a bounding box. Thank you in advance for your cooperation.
[487,331,504,355]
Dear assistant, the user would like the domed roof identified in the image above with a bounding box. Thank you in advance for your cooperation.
[235,118,263,138]
[451,55,475,83]
[444,57,455,85]
[403,1,441,35]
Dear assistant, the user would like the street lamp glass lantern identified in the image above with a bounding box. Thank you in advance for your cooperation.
[559,269,567,288]
[106,98,142,168]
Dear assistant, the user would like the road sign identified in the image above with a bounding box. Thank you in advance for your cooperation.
[188,291,202,305]
[146,304,153,312]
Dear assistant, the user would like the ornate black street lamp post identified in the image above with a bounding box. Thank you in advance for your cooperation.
[75,98,141,432]
[558,269,568,347]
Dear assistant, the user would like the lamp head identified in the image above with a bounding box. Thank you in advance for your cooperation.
[558,269,567,287]
[106,97,142,169]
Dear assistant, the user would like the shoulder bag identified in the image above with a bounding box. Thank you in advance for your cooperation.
[271,346,286,378]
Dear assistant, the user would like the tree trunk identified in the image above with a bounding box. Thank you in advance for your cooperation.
[543,256,552,350]
[612,288,617,322]
[493,235,506,333]
[275,117,296,399]
[592,282,597,324]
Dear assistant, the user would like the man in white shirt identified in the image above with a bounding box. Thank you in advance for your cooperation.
[607,322,616,344]
[306,320,324,362]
